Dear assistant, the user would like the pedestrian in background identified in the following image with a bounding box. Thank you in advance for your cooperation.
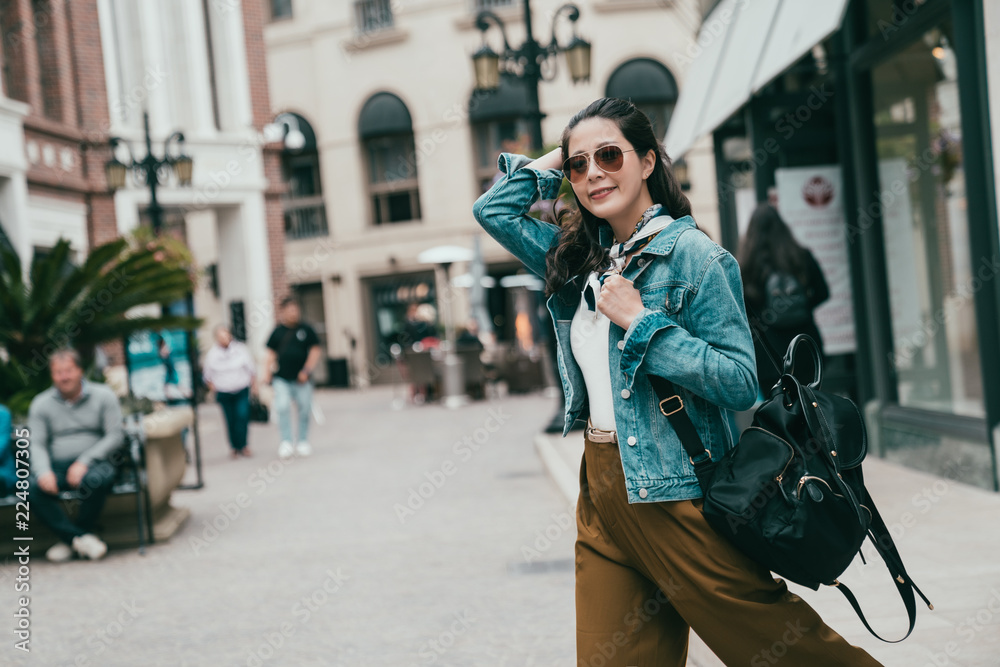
[474,97,879,666]
[738,202,830,396]
[202,324,257,459]
[261,298,322,460]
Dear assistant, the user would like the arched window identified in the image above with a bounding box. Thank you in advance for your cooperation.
[359,92,421,225]
[606,58,679,137]
[276,112,327,239]
[469,74,533,194]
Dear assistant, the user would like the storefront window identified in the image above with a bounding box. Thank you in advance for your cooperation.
[872,19,984,418]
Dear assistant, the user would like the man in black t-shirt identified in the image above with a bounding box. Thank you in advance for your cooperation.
[262,298,322,459]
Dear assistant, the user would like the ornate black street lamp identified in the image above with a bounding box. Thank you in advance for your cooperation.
[472,1,591,150]
[105,111,193,234]
[105,111,203,488]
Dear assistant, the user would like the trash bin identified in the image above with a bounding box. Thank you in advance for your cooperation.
[327,358,350,387]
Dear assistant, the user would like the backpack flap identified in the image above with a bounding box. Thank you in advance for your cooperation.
[808,386,867,470]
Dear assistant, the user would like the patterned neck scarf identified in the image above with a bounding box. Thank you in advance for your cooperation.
[583,204,673,311]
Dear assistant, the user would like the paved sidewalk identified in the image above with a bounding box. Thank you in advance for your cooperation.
[0,386,579,666]
[536,430,1000,667]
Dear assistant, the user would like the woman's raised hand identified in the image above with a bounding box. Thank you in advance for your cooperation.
[526,146,564,173]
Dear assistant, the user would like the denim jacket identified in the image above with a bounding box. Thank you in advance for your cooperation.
[473,154,758,503]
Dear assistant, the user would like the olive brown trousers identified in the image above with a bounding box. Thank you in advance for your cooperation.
[575,435,883,667]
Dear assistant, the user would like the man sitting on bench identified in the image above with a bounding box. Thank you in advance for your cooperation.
[29,348,123,562]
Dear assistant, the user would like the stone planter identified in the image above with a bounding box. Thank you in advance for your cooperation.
[99,406,193,546]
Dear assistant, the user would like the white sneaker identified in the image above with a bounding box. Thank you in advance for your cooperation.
[46,542,73,563]
[71,534,108,560]
[278,441,295,460]
[296,441,312,457]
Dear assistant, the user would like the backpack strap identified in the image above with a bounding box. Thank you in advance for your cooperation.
[830,490,933,642]
[646,375,715,490]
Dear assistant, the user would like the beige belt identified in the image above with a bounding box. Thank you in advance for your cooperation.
[584,418,618,444]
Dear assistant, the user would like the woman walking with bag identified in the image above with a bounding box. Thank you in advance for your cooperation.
[473,98,880,666]
[203,324,257,458]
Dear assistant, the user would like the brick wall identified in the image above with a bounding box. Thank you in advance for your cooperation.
[4,0,120,362]
[241,0,289,305]
[4,0,116,242]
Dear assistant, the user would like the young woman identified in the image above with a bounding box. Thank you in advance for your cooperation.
[473,98,880,667]
[739,202,830,395]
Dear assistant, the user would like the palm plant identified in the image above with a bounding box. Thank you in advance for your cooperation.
[0,235,200,417]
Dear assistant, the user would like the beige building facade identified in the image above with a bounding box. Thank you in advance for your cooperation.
[264,0,718,386]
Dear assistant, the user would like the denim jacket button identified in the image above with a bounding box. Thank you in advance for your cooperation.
[627,435,637,446]
[621,389,631,399]
[616,340,625,351]
[639,488,648,499]
[637,258,646,267]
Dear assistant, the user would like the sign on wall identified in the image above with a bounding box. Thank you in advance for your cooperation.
[775,166,857,355]
[126,329,193,403]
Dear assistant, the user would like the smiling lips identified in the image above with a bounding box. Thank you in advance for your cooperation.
[590,186,617,200]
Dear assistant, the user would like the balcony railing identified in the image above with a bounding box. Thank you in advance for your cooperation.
[474,0,515,9]
[355,0,394,33]
[284,197,329,240]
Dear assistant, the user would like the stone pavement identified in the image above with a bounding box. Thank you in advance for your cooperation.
[4,383,998,666]
[0,386,580,666]
[536,430,1000,667]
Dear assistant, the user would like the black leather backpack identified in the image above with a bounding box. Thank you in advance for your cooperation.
[649,334,933,642]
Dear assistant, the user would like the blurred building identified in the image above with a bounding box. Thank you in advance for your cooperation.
[263,0,719,388]
[96,0,288,358]
[667,0,1000,490]
[0,0,290,366]
[0,1,112,267]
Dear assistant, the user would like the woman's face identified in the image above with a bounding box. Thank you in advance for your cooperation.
[565,117,654,224]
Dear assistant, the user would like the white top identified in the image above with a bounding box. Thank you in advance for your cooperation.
[202,341,256,394]
[570,272,617,431]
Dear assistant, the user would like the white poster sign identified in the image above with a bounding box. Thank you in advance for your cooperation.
[774,166,857,355]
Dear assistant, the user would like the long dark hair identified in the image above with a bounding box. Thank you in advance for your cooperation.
[738,203,809,306]
[543,98,692,297]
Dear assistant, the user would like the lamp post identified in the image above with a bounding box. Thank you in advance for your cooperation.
[472,1,591,151]
[105,111,193,233]
[104,111,202,488]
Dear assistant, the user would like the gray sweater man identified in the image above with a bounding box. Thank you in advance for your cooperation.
[28,382,123,478]
[28,349,122,561]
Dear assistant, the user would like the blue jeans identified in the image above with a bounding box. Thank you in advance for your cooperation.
[216,387,250,451]
[272,377,313,444]
[30,459,117,544]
